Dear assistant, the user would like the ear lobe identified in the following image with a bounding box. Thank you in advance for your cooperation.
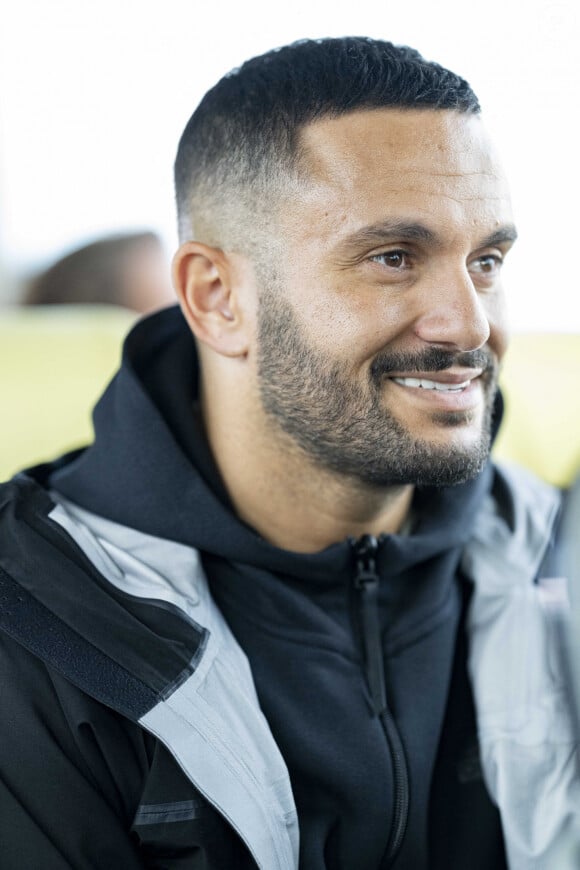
[172,242,249,357]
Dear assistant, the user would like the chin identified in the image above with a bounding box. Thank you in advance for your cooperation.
[349,423,493,489]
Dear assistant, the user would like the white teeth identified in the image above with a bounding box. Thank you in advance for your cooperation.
[393,377,471,392]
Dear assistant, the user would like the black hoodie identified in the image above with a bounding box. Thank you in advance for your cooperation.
[2,306,507,869]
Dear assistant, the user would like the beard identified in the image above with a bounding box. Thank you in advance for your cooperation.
[256,288,499,488]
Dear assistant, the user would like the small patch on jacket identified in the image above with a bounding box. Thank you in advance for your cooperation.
[133,799,204,826]
[457,744,483,784]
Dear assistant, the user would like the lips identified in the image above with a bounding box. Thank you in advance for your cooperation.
[392,376,474,393]
[389,367,483,389]
[385,368,487,413]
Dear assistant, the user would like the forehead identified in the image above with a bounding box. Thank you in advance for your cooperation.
[288,108,512,240]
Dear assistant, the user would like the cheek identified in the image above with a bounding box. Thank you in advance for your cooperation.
[303,291,418,361]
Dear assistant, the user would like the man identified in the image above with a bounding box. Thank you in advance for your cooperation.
[0,37,575,869]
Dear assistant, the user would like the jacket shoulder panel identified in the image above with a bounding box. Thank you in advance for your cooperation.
[462,461,561,588]
[463,464,579,867]
[0,476,205,719]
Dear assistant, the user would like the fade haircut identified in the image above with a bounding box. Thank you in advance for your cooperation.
[174,37,480,251]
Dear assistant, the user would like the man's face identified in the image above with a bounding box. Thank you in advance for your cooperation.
[255,109,515,487]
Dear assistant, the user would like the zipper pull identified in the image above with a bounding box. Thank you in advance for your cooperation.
[352,534,387,716]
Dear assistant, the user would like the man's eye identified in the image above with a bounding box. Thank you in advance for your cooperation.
[470,254,503,275]
[369,250,408,269]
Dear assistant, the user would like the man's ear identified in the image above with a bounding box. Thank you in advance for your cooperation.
[172,242,250,357]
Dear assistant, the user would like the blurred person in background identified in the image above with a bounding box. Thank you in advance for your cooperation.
[21,230,174,314]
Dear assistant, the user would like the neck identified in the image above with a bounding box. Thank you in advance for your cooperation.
[201,385,414,553]
[234,470,414,553]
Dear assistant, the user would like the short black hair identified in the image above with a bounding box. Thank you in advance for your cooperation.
[175,37,480,247]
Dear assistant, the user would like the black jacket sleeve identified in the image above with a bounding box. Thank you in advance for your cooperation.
[0,631,148,870]
[0,631,258,870]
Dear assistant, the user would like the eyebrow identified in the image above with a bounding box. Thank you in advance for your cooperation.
[340,220,437,252]
[478,226,519,247]
[337,220,519,257]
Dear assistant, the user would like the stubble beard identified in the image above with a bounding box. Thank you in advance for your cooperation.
[256,288,499,488]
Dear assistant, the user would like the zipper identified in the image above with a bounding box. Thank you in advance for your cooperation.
[351,534,410,866]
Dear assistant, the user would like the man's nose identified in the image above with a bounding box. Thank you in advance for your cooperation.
[412,268,491,351]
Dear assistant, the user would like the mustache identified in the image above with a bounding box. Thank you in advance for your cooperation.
[370,347,496,380]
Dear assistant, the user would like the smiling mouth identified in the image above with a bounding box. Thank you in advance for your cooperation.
[392,376,474,393]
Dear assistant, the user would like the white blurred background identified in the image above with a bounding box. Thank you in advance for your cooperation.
[1,0,578,330]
